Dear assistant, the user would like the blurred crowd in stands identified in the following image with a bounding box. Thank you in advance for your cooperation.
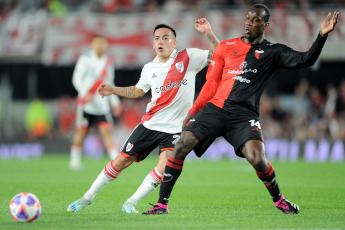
[37,78,344,142]
[1,0,345,18]
[260,79,345,141]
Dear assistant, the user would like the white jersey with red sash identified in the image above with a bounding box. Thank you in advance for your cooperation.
[136,48,208,134]
[72,51,120,115]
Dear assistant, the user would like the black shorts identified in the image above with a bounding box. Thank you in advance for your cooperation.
[120,124,180,162]
[76,107,114,130]
[184,103,264,158]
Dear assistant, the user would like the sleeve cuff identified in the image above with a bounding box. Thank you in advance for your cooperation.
[188,107,198,115]
[318,32,328,40]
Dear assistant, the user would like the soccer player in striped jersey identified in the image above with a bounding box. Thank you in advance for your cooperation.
[144,5,339,215]
[70,35,122,171]
[67,18,219,213]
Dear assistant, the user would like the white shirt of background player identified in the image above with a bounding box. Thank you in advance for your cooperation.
[72,50,120,115]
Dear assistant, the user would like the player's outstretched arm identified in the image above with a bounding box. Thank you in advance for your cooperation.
[195,18,220,62]
[98,83,145,99]
[276,11,339,69]
[320,11,339,37]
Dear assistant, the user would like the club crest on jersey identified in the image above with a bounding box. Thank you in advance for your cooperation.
[255,49,264,59]
[126,142,133,152]
[175,61,184,73]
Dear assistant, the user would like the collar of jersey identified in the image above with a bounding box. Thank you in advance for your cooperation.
[238,37,267,47]
[153,49,177,63]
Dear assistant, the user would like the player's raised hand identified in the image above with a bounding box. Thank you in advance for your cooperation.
[320,11,339,37]
[98,83,114,98]
[195,18,212,35]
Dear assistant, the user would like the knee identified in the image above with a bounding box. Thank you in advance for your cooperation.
[174,132,197,159]
[247,149,268,171]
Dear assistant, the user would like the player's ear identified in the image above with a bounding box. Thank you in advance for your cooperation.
[264,22,269,30]
[173,39,177,48]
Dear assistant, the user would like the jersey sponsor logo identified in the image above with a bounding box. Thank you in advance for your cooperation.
[152,73,157,78]
[226,41,236,45]
[232,76,250,83]
[228,61,257,82]
[228,69,257,74]
[240,61,248,69]
[126,142,133,152]
[172,135,180,144]
[210,60,215,66]
[255,49,264,59]
[155,79,188,93]
[175,61,184,73]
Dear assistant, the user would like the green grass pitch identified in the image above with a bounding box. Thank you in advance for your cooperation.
[1,154,344,229]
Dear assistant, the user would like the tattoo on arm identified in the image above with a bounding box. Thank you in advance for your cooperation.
[114,86,144,99]
[206,33,220,63]
[207,50,214,63]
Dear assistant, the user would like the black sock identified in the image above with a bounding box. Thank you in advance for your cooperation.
[158,156,184,205]
[256,162,281,202]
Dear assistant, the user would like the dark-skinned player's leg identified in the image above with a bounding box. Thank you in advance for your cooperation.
[241,140,299,214]
[142,131,199,215]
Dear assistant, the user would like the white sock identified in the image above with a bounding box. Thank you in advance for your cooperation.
[70,145,82,162]
[107,145,119,160]
[83,161,121,202]
[126,168,162,206]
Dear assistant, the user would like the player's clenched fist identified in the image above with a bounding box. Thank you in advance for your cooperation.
[98,83,114,98]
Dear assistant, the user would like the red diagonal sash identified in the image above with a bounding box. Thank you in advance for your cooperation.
[77,57,112,106]
[141,50,190,123]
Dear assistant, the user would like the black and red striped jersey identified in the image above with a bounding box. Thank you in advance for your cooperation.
[189,34,327,118]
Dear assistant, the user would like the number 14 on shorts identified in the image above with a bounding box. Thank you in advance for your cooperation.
[249,119,261,129]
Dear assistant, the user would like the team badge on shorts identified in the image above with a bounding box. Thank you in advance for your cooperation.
[175,61,184,73]
[126,142,133,152]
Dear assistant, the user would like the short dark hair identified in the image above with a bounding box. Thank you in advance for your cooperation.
[250,4,270,22]
[93,34,106,39]
[153,24,176,38]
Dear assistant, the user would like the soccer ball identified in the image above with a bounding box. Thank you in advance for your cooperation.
[9,192,41,222]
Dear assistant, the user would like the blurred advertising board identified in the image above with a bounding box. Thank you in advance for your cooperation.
[0,10,344,65]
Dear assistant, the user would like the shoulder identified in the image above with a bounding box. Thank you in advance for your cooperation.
[141,63,151,75]
[184,48,208,59]
[220,37,239,47]
[264,40,288,50]
[77,53,91,64]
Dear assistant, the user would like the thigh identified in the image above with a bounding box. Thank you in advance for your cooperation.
[158,133,181,153]
[94,112,114,128]
[223,118,264,158]
[120,124,161,162]
[76,107,92,130]
[184,103,226,157]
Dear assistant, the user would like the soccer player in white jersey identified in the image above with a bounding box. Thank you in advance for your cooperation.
[67,18,219,213]
[70,35,122,170]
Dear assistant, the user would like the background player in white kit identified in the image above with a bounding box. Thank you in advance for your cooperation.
[70,35,122,170]
[67,18,219,213]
